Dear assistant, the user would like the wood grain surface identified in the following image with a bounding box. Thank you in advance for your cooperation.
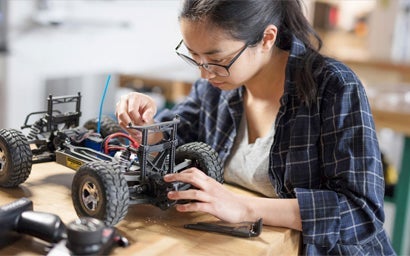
[0,162,300,256]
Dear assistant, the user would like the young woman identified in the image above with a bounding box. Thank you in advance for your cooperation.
[116,0,395,254]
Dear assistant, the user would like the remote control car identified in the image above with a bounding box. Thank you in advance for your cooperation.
[72,116,224,226]
[0,93,224,227]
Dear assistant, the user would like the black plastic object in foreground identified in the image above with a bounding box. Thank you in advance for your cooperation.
[16,210,67,243]
[0,197,34,248]
[0,197,67,245]
[184,218,263,238]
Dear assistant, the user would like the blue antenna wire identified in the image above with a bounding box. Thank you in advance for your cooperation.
[97,74,111,134]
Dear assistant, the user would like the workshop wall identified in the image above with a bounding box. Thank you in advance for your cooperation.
[0,0,194,129]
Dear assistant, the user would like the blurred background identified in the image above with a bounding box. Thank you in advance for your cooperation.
[0,0,409,254]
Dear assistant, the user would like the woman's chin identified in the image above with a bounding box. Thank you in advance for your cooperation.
[210,81,227,89]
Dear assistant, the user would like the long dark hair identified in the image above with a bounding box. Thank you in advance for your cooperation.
[179,0,324,106]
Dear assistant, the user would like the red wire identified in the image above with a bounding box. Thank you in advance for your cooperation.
[103,132,140,154]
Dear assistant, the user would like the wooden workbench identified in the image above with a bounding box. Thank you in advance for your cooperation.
[0,162,301,256]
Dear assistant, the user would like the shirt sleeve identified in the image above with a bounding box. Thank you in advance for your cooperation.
[294,76,387,251]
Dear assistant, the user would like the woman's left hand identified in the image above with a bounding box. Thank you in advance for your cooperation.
[164,168,249,223]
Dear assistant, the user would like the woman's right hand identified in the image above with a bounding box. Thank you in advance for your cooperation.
[115,92,157,139]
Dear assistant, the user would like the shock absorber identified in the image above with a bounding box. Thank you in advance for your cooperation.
[116,148,131,172]
[27,119,46,140]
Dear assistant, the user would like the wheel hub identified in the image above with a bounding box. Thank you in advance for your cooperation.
[81,181,100,212]
[0,147,6,173]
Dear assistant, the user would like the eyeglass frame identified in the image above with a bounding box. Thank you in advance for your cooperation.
[175,39,249,77]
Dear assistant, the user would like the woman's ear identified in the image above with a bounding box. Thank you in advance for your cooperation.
[261,24,277,51]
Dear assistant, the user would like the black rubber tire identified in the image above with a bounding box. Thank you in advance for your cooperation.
[83,116,124,138]
[71,161,129,226]
[0,129,33,187]
[175,142,224,183]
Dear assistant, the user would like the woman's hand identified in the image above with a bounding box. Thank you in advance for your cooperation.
[164,168,251,223]
[115,92,157,140]
[164,168,303,230]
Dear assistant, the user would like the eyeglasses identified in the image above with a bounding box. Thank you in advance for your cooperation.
[175,40,248,77]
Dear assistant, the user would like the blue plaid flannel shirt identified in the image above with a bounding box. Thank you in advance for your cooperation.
[156,37,395,255]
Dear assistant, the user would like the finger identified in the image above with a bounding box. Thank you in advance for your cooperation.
[175,201,209,213]
[164,168,211,189]
[139,98,157,124]
[127,93,144,125]
[141,107,156,124]
[116,95,133,129]
[128,93,157,125]
[168,190,214,214]
[164,168,208,182]
[168,188,211,203]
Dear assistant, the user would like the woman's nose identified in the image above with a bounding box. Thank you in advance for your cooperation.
[199,67,216,80]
